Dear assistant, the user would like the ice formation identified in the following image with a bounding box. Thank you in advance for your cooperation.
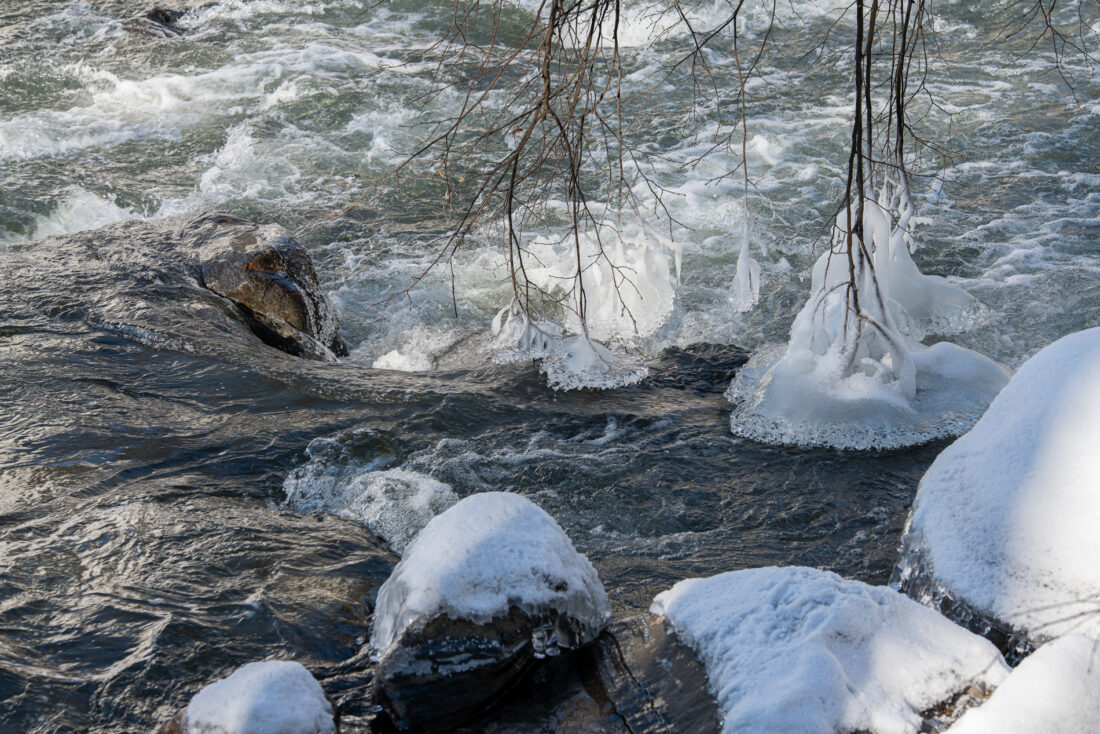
[730,203,761,313]
[539,334,648,391]
[894,327,1100,643]
[371,492,611,657]
[485,216,675,389]
[283,463,456,553]
[650,566,1009,734]
[866,181,984,339]
[727,199,1007,450]
[945,635,1100,734]
[485,299,563,364]
[181,660,335,734]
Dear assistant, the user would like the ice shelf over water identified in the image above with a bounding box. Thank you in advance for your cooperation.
[370,492,611,657]
[946,635,1100,734]
[895,327,1100,642]
[651,566,1008,734]
[181,660,335,734]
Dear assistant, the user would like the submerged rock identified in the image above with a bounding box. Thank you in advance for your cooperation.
[370,492,611,731]
[651,566,1008,734]
[161,660,337,734]
[183,213,348,360]
[893,327,1100,658]
[125,7,187,37]
[9,214,347,361]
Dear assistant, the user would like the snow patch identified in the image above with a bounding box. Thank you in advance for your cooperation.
[370,492,610,657]
[651,566,1009,734]
[946,635,1100,734]
[182,660,335,734]
[896,327,1100,642]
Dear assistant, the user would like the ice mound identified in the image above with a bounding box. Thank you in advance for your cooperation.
[650,566,1009,734]
[726,322,1009,451]
[283,462,456,553]
[945,635,1100,734]
[181,661,335,734]
[370,491,610,658]
[726,187,1004,450]
[539,335,648,391]
[894,327,1100,644]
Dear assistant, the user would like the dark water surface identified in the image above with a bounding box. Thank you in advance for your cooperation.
[1,0,1097,730]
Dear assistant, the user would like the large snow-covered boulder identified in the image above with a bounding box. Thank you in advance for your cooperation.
[946,635,1100,734]
[173,661,335,734]
[370,492,611,730]
[650,566,1008,734]
[894,327,1100,653]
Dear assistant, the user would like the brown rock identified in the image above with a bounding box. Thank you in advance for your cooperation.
[181,213,348,360]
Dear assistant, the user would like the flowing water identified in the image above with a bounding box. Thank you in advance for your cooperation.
[0,0,1097,731]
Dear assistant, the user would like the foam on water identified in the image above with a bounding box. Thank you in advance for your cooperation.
[283,436,457,552]
[0,188,140,245]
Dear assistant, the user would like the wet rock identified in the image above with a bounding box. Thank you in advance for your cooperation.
[370,493,611,731]
[588,615,721,733]
[125,7,187,37]
[182,213,348,360]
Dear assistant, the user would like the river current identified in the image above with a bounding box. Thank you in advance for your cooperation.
[1,0,1098,731]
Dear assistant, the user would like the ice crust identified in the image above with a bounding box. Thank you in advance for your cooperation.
[181,660,335,734]
[727,195,1006,450]
[370,492,611,657]
[896,327,1100,641]
[946,635,1100,734]
[651,567,1009,734]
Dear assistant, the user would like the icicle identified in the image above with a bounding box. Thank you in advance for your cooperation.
[730,198,761,313]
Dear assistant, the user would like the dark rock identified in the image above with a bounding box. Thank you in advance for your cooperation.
[125,7,187,37]
[445,614,721,734]
[588,615,720,733]
[375,607,544,731]
[181,213,348,360]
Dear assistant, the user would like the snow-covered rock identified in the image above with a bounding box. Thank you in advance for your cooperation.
[179,661,335,734]
[371,492,611,729]
[650,566,1008,734]
[894,327,1100,650]
[946,635,1100,734]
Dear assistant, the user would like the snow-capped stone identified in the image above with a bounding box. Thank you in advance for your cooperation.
[946,635,1100,734]
[894,327,1100,649]
[370,492,611,730]
[651,566,1008,734]
[179,661,335,734]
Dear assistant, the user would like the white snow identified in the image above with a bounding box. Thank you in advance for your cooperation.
[650,566,1008,734]
[370,492,611,657]
[283,465,457,553]
[946,635,1100,734]
[897,327,1100,641]
[181,660,335,734]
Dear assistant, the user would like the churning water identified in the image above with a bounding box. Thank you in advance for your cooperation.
[0,0,1097,730]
